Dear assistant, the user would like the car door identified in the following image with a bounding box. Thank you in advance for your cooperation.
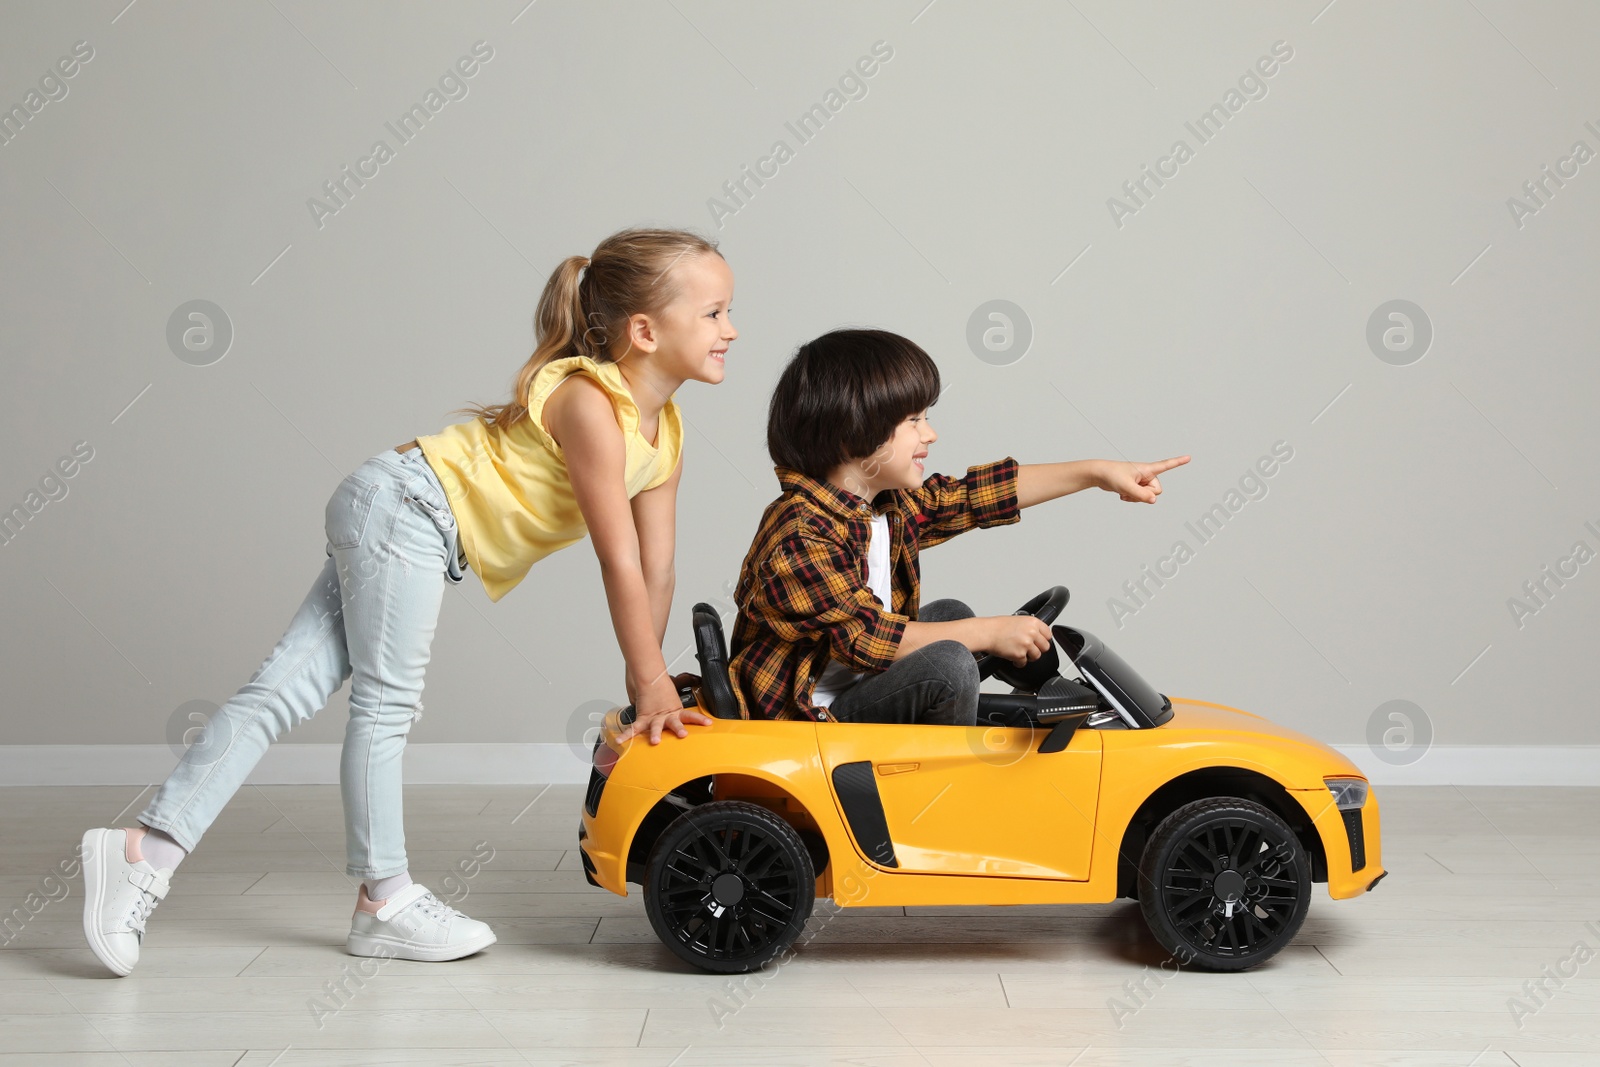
[817,722,1103,880]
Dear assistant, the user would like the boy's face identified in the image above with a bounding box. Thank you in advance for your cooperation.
[837,409,937,500]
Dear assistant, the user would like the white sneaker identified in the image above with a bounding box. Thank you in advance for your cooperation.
[346,883,496,962]
[80,828,173,977]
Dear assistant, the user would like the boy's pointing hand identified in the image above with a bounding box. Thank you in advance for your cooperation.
[1099,455,1190,504]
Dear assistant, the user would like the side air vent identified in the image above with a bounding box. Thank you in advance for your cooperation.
[830,761,898,868]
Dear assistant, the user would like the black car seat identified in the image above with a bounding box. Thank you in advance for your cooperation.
[691,602,744,719]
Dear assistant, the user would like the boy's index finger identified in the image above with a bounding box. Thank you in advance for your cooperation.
[1151,455,1191,474]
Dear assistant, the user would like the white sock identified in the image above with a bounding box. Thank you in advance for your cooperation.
[364,871,412,902]
[136,825,187,872]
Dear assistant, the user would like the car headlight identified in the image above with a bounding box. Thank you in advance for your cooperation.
[1325,777,1368,811]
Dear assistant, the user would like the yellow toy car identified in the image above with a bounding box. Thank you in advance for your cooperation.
[578,586,1384,973]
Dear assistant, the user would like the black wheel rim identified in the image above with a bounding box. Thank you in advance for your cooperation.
[1159,815,1302,961]
[657,818,803,963]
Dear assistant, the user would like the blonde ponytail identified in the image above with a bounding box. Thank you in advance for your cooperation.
[453,229,721,430]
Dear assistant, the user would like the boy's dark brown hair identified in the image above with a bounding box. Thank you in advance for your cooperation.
[766,328,942,482]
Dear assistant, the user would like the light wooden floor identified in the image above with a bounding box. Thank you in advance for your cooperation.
[1,784,1595,1065]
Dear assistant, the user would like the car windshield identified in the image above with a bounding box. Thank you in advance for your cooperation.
[1053,627,1173,728]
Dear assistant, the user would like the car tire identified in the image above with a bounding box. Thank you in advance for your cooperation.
[643,800,816,974]
[1137,797,1311,972]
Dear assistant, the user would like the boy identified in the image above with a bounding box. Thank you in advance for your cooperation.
[728,328,1188,725]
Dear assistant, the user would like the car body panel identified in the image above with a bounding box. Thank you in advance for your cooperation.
[581,717,829,896]
[816,722,1102,880]
[579,691,1385,908]
[1291,784,1384,900]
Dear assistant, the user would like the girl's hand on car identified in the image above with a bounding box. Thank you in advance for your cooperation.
[987,615,1053,667]
[617,674,712,746]
[1099,455,1190,503]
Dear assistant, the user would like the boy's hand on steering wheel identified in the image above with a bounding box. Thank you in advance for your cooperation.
[987,615,1053,667]
[1099,455,1190,503]
[616,674,712,746]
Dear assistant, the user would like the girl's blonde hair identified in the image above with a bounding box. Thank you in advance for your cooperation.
[453,227,723,430]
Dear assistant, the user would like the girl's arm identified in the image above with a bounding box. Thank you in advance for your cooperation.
[625,454,681,704]
[544,377,710,745]
[1016,455,1190,508]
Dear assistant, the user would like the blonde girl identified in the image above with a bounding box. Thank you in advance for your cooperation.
[81,228,733,975]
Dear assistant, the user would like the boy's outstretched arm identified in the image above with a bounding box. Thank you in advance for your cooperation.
[1016,455,1190,508]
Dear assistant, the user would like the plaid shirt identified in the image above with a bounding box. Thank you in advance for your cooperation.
[727,457,1021,721]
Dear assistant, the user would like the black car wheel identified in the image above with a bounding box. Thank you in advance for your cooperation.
[643,801,815,974]
[1137,797,1311,971]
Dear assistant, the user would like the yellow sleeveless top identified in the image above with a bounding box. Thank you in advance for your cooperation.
[415,355,683,602]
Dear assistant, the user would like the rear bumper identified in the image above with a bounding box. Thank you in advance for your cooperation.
[577,781,665,897]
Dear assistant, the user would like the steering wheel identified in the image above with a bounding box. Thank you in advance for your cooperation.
[973,585,1069,689]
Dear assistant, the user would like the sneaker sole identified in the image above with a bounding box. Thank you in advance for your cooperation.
[345,928,497,963]
[80,828,133,977]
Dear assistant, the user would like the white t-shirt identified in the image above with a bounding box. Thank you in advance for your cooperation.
[810,511,893,709]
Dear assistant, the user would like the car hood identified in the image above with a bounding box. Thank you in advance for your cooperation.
[1135,696,1370,785]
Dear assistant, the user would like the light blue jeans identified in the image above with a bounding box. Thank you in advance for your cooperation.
[138,447,464,878]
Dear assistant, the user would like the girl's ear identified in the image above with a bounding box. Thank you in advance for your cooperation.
[626,312,658,354]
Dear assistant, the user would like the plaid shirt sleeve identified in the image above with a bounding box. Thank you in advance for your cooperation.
[906,456,1022,549]
[749,532,910,673]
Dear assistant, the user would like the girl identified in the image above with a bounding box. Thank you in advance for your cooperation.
[80,227,732,975]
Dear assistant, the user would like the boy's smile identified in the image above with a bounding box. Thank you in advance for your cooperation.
[828,410,937,503]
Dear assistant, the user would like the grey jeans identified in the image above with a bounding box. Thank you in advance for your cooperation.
[138,447,465,878]
[827,598,981,726]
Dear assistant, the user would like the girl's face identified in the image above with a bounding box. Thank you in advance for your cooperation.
[854,409,937,496]
[629,252,737,384]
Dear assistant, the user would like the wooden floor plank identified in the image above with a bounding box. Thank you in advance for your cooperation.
[1,783,1590,1063]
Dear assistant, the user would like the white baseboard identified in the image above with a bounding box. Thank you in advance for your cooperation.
[0,744,1595,788]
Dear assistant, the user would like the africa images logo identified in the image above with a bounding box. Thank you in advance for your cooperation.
[1107,441,1293,628]
[705,40,894,228]
[306,41,495,230]
[1105,40,1295,229]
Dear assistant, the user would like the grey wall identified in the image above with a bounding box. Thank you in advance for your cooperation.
[2,1,1595,765]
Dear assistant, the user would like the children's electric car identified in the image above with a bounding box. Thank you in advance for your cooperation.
[578,586,1384,974]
